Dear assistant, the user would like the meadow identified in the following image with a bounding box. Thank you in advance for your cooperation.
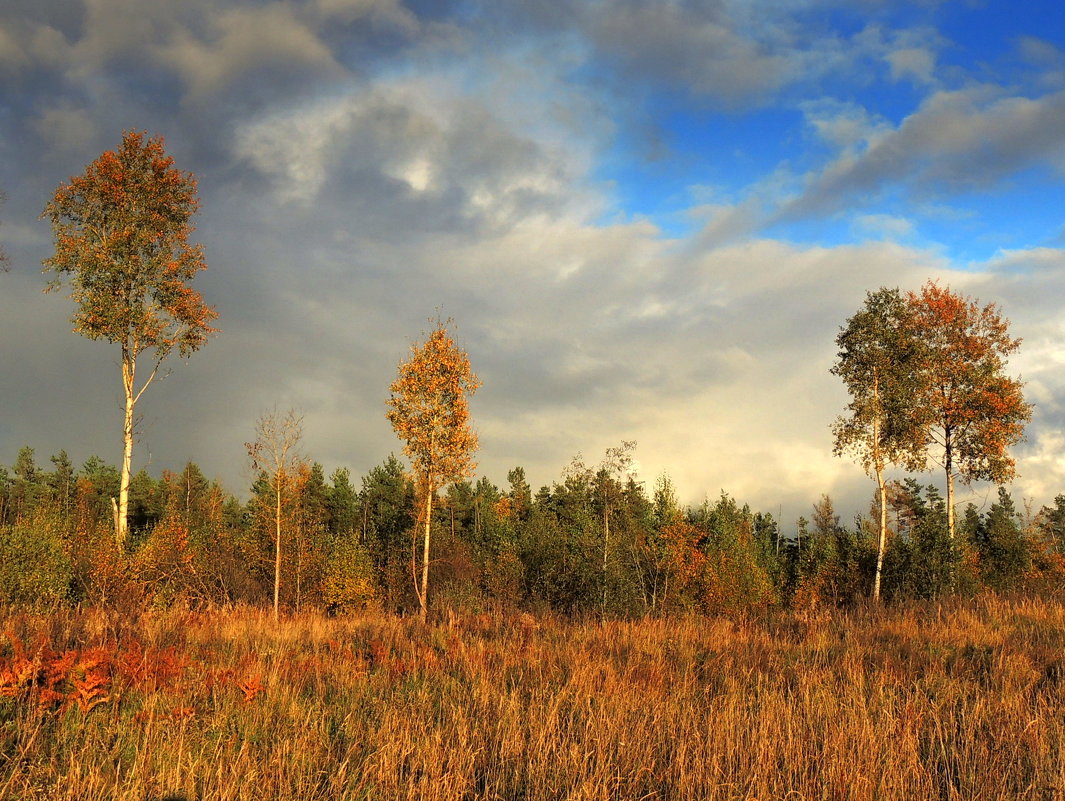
[1,595,1063,800]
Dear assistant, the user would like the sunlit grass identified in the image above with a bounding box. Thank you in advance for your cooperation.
[1,595,1063,800]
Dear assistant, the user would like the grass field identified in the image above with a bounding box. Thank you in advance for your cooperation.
[1,595,1063,800]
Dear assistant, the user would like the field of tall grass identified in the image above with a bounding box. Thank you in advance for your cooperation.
[1,595,1063,800]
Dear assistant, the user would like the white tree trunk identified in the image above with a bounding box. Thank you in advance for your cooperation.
[420,480,433,621]
[874,468,887,602]
[118,352,135,546]
[872,374,886,602]
[945,434,955,540]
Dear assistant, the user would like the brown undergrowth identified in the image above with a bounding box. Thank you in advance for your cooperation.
[1,595,1063,800]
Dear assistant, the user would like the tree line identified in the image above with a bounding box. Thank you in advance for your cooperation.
[1,129,1057,615]
[0,443,1063,614]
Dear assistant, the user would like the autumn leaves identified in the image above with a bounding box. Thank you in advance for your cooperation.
[40,130,1034,614]
[387,323,481,620]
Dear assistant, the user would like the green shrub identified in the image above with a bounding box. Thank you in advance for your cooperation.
[322,535,376,613]
[0,523,71,606]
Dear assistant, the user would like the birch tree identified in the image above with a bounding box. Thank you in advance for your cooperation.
[832,288,924,601]
[42,131,217,546]
[907,282,1031,540]
[386,321,480,621]
[247,408,304,622]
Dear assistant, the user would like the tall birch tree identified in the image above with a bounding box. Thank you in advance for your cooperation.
[386,321,480,621]
[832,288,925,601]
[907,282,1031,541]
[42,131,217,546]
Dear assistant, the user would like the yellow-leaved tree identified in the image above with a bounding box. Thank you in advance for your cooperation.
[386,320,481,621]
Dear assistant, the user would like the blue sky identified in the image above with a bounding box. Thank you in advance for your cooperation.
[584,0,1065,258]
[2,0,1065,523]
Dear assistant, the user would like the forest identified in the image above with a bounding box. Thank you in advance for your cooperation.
[1,438,1064,618]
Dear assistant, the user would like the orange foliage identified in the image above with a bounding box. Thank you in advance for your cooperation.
[386,320,481,617]
[494,496,514,520]
[386,322,482,488]
[43,130,218,356]
[907,281,1030,484]
[0,632,111,712]
[236,673,265,703]
[0,628,276,718]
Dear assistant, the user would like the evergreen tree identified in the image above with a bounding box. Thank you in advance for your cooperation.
[359,455,415,609]
[1037,495,1065,554]
[11,447,42,525]
[327,468,359,537]
[47,450,76,522]
[975,487,1030,591]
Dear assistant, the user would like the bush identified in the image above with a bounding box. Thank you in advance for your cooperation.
[0,523,71,606]
[322,535,376,613]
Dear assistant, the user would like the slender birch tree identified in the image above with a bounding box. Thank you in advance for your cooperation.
[42,131,217,546]
[386,320,480,621]
[907,282,1031,540]
[832,288,925,601]
[247,408,304,622]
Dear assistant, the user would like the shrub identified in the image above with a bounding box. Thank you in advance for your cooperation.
[322,535,376,613]
[0,523,71,606]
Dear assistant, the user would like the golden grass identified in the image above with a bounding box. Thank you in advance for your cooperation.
[1,595,1063,800]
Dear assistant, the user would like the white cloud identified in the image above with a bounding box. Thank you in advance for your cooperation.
[233,59,607,228]
[854,213,914,239]
[802,99,890,151]
[886,46,936,83]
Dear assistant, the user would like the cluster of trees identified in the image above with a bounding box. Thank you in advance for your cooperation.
[833,285,1031,599]
[0,443,1063,614]
[2,129,1057,616]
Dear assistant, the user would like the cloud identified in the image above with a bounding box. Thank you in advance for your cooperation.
[886,46,936,83]
[583,1,794,105]
[854,213,914,239]
[2,0,1065,534]
[232,58,608,230]
[311,0,419,32]
[158,4,347,103]
[779,85,1065,221]
[0,23,29,74]
[33,104,97,153]
[802,99,891,151]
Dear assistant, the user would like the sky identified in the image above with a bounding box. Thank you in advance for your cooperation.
[3,0,1065,527]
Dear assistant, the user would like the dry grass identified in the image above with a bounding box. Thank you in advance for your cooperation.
[1,595,1064,800]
